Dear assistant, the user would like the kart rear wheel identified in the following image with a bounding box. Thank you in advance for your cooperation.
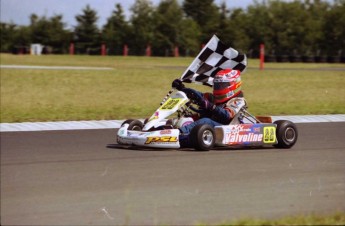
[274,120,298,148]
[121,119,143,131]
[190,124,215,151]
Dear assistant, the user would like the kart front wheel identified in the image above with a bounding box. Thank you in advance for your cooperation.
[274,120,298,148]
[121,119,143,131]
[190,124,215,151]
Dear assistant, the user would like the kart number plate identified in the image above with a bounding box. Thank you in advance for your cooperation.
[160,98,182,110]
[263,126,276,143]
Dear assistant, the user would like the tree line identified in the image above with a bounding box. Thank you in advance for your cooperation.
[1,0,344,61]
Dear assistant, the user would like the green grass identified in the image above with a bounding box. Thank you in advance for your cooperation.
[1,54,344,122]
[200,212,345,226]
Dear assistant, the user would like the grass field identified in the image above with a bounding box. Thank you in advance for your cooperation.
[1,54,344,123]
[209,212,345,226]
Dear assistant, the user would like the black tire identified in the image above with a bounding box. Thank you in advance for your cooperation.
[274,120,298,148]
[190,124,215,151]
[121,119,143,131]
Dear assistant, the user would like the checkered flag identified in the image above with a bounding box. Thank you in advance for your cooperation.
[180,35,247,86]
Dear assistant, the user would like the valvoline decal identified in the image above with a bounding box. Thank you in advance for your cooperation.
[224,124,264,145]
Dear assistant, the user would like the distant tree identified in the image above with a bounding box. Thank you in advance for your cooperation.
[301,0,330,55]
[243,0,332,57]
[23,14,70,53]
[29,14,50,44]
[182,0,220,43]
[319,0,345,55]
[1,0,343,57]
[264,1,310,55]
[177,18,201,56]
[216,2,236,45]
[152,0,183,55]
[46,15,70,53]
[102,4,130,55]
[74,5,100,54]
[244,1,272,56]
[129,0,155,55]
[12,26,32,53]
[218,1,229,31]
[221,8,251,53]
[0,23,18,52]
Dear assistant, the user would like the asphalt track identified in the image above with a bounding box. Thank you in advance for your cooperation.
[1,122,345,225]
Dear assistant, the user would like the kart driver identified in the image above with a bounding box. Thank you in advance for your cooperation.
[172,68,247,140]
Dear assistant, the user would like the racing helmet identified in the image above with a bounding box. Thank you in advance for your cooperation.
[213,69,242,104]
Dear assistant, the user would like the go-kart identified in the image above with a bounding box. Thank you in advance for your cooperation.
[117,35,298,151]
[116,89,298,151]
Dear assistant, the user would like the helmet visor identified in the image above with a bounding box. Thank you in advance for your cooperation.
[214,82,231,90]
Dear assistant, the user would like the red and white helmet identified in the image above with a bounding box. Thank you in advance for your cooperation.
[213,69,242,104]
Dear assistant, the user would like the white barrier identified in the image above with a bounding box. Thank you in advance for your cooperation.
[30,44,44,55]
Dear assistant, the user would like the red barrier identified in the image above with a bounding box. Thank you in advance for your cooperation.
[260,44,265,70]
[69,43,74,55]
[101,44,106,56]
[146,45,151,57]
[174,46,179,57]
[123,44,128,56]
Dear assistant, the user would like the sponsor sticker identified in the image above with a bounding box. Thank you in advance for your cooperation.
[160,130,172,135]
[145,136,178,144]
[148,111,159,122]
[230,70,238,76]
[225,124,264,145]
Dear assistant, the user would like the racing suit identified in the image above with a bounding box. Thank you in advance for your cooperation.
[179,88,247,134]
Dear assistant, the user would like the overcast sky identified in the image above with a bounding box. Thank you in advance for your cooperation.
[0,0,335,29]
[0,0,258,28]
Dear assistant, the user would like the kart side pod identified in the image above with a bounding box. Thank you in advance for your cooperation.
[214,123,278,147]
[188,123,278,151]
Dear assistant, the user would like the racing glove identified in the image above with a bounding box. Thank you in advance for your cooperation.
[181,88,203,102]
[172,79,185,90]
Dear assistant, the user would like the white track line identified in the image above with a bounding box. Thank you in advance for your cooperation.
[0,65,113,70]
[1,115,344,132]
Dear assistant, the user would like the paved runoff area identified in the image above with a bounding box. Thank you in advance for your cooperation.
[1,114,345,132]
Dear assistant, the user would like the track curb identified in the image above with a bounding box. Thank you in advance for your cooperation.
[1,114,345,132]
